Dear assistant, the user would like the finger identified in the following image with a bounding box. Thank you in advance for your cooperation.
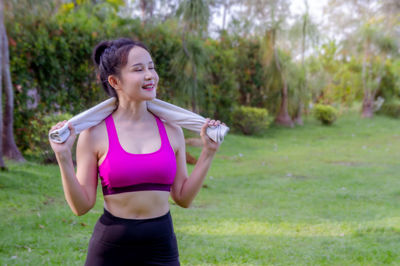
[68,123,75,135]
[57,122,65,128]
[201,119,210,135]
[201,121,209,132]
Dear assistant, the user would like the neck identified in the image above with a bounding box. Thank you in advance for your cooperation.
[113,97,152,123]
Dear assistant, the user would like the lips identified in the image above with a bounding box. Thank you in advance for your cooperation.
[142,84,155,90]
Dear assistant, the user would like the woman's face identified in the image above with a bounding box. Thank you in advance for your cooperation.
[117,46,159,101]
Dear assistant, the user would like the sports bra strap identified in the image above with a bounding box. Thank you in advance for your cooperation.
[104,113,167,153]
[154,115,169,147]
[104,114,120,148]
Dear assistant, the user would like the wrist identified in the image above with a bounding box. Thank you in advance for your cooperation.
[55,150,72,162]
[201,148,216,157]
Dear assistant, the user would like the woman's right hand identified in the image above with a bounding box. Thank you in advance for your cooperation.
[49,121,77,156]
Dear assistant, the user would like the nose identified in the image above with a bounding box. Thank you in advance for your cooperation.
[144,68,153,80]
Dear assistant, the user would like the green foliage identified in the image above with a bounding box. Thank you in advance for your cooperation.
[234,37,266,108]
[6,0,399,157]
[202,34,239,125]
[308,41,364,105]
[133,20,182,102]
[376,100,400,118]
[7,2,242,152]
[176,0,211,35]
[313,104,338,125]
[171,36,209,110]
[231,106,271,135]
[25,113,73,163]
[7,2,142,152]
[376,59,399,100]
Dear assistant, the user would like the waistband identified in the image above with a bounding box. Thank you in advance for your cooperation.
[102,183,172,196]
[101,208,171,224]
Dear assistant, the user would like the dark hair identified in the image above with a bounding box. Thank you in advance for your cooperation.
[92,38,150,99]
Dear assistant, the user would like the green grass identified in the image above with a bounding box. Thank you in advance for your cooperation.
[1,112,400,265]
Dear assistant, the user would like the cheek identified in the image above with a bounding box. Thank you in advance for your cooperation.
[130,74,143,84]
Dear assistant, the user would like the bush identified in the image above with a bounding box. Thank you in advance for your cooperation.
[376,100,400,118]
[26,112,73,164]
[231,106,271,135]
[313,104,338,125]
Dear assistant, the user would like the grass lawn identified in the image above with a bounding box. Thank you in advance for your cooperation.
[1,112,400,265]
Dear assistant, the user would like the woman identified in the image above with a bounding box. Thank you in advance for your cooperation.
[49,38,224,265]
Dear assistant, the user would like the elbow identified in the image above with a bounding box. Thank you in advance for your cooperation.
[72,209,87,216]
[71,205,92,216]
[70,199,96,216]
[177,200,192,209]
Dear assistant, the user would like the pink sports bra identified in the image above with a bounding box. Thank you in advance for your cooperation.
[98,113,177,195]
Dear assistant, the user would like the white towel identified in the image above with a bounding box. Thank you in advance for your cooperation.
[49,97,229,144]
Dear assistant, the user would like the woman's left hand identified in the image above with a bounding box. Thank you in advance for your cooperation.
[200,118,225,154]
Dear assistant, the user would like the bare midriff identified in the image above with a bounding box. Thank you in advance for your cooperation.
[103,191,171,219]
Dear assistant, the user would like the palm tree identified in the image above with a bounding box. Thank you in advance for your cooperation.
[326,0,399,117]
[286,0,320,125]
[175,0,211,112]
[358,24,398,117]
[238,0,293,126]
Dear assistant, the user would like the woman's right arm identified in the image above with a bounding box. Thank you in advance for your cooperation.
[49,121,99,216]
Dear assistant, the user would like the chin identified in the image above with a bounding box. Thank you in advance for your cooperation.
[145,92,157,101]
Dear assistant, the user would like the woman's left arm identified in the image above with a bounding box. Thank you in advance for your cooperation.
[170,118,223,208]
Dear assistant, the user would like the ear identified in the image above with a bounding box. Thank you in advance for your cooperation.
[108,75,121,90]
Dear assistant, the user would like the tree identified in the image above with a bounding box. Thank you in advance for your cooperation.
[236,0,293,126]
[285,0,319,125]
[139,0,155,24]
[250,0,293,126]
[326,0,399,117]
[0,0,25,169]
[211,0,239,31]
[175,0,211,113]
[358,24,397,117]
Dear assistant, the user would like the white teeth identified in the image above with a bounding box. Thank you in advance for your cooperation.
[143,84,154,89]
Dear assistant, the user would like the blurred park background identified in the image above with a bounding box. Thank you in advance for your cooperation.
[1,0,400,265]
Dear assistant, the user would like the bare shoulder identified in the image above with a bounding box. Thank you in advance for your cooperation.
[77,121,107,157]
[162,121,184,153]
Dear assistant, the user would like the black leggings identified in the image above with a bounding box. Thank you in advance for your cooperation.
[85,208,180,266]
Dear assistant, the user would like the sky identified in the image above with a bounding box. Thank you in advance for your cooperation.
[211,0,330,37]
[290,0,329,24]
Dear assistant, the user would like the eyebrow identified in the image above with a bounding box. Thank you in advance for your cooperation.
[131,62,154,67]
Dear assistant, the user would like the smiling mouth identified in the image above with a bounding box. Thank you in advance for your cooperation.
[142,84,155,90]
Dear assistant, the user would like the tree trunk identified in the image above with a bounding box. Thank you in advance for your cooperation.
[140,0,147,25]
[294,103,304,125]
[222,2,228,30]
[140,0,154,25]
[1,0,24,164]
[275,80,293,127]
[360,38,374,118]
[0,0,5,169]
[295,6,307,126]
[273,43,293,127]
[362,92,374,118]
[2,32,25,162]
